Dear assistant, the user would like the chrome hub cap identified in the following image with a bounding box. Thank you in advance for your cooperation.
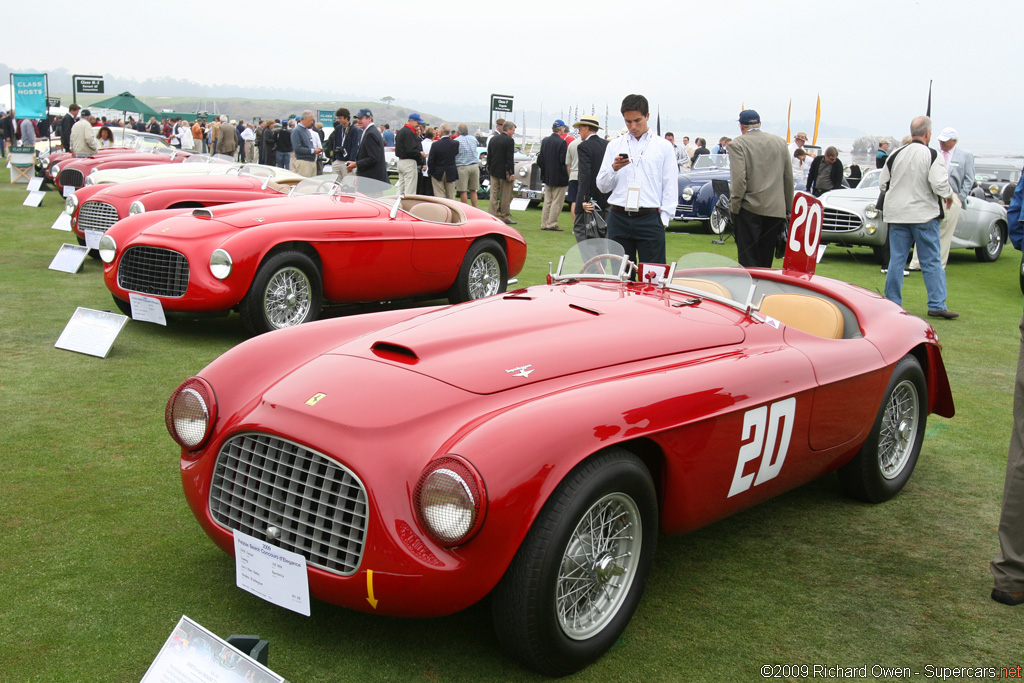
[557,492,642,640]
[879,379,920,479]
[264,266,312,329]
[467,252,501,299]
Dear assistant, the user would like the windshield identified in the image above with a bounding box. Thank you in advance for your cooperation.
[858,169,881,189]
[183,154,231,165]
[290,174,398,199]
[553,239,633,280]
[976,167,1021,182]
[693,154,730,170]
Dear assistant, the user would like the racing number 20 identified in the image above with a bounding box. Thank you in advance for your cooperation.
[727,397,796,498]
[788,194,823,256]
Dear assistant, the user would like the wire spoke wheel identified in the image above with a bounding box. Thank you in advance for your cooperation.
[467,251,502,299]
[557,492,642,640]
[877,379,919,480]
[263,266,313,329]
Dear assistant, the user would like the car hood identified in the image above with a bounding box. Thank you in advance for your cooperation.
[321,282,746,394]
[820,186,879,205]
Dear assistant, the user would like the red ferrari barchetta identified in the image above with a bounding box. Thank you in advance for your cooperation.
[99,178,526,334]
[166,234,954,675]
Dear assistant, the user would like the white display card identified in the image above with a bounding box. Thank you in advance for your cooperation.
[51,212,72,231]
[23,191,45,207]
[83,228,103,250]
[54,307,128,358]
[62,185,75,197]
[129,293,167,326]
[140,615,284,683]
[49,244,89,273]
[233,530,311,617]
[26,176,43,192]
[509,197,530,212]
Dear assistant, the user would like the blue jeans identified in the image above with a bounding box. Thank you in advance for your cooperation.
[885,219,946,311]
[277,151,291,170]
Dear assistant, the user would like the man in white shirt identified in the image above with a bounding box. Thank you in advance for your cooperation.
[596,94,678,265]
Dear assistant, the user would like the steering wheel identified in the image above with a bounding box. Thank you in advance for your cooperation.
[581,253,628,275]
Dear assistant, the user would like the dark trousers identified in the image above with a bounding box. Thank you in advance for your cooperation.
[606,210,666,265]
[734,208,785,268]
[992,312,1024,592]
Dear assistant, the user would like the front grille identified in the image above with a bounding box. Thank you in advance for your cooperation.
[59,168,85,189]
[210,433,368,575]
[79,201,120,233]
[117,246,189,297]
[823,207,862,232]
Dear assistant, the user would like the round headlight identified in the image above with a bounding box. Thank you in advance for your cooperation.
[128,200,146,215]
[865,204,879,219]
[166,377,217,450]
[97,234,117,263]
[990,184,1000,196]
[209,249,233,280]
[64,194,78,215]
[52,164,60,176]
[682,187,694,201]
[414,456,486,546]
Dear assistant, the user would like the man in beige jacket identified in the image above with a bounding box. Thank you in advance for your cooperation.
[728,109,794,268]
[69,109,98,157]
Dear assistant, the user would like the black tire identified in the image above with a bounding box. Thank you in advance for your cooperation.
[710,195,732,236]
[1003,183,1016,205]
[112,295,132,317]
[975,221,1004,262]
[838,354,927,503]
[447,238,507,304]
[873,235,890,266]
[240,251,323,335]
[491,448,658,676]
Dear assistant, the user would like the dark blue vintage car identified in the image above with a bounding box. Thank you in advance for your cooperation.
[674,154,730,227]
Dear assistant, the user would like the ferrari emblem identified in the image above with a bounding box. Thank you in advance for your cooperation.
[253,217,265,223]
[305,392,327,406]
[505,365,534,378]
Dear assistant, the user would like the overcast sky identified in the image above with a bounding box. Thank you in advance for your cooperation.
[8,0,1020,153]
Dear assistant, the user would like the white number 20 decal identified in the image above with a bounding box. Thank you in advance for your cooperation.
[727,397,796,498]
[788,195,823,257]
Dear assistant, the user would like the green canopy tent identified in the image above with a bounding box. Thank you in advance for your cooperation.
[88,91,160,121]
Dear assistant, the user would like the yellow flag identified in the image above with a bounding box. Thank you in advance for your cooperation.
[812,95,821,146]
[786,99,792,143]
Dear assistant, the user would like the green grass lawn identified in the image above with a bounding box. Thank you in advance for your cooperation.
[1,168,1021,682]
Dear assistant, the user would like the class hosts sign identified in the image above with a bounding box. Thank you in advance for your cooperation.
[12,73,47,119]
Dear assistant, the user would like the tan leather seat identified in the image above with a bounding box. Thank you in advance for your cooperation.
[759,293,845,339]
[671,277,732,299]
[408,202,452,223]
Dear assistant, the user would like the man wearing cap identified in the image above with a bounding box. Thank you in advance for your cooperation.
[596,94,678,265]
[395,114,427,195]
[573,115,610,242]
[909,126,974,271]
[878,115,957,319]
[69,110,98,157]
[875,139,890,169]
[538,120,570,231]
[728,109,794,268]
[347,108,388,183]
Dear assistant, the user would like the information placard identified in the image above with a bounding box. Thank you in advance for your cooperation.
[83,228,103,250]
[51,212,72,231]
[23,191,45,207]
[233,530,311,616]
[509,197,530,212]
[49,244,89,273]
[140,615,284,683]
[129,293,167,326]
[26,176,43,192]
[54,307,128,358]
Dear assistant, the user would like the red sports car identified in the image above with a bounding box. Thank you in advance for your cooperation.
[99,178,527,333]
[66,165,304,245]
[166,237,954,675]
[54,147,190,193]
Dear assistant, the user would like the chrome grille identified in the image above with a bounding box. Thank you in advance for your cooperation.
[823,207,863,232]
[117,246,189,297]
[210,433,368,575]
[59,168,84,189]
[79,201,120,233]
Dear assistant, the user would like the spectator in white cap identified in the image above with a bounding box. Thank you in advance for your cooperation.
[909,126,974,270]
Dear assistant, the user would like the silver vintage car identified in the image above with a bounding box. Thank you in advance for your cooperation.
[818,169,1007,265]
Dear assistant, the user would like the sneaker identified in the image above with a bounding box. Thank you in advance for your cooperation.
[880,268,910,276]
[927,309,959,319]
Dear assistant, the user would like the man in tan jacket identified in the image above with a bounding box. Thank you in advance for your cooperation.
[69,109,98,157]
[728,109,794,268]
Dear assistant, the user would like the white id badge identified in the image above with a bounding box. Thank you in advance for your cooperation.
[625,183,641,211]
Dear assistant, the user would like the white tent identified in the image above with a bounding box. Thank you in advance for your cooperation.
[0,84,12,112]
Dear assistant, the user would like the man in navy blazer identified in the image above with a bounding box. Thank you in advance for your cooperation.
[427,124,459,199]
[347,108,388,184]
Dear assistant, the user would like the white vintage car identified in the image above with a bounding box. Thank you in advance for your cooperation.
[85,154,234,184]
[818,169,1007,265]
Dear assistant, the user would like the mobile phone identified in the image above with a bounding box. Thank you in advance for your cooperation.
[618,153,629,159]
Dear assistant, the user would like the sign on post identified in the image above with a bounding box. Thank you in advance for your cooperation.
[491,94,513,113]
[12,73,47,119]
[46,97,60,108]
[783,191,825,275]
[318,110,335,127]
[73,75,104,95]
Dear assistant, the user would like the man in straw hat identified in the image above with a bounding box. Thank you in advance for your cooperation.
[572,115,610,242]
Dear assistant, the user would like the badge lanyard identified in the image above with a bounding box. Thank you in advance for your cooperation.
[625,134,650,211]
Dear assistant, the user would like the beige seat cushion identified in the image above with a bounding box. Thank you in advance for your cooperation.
[760,292,845,339]
[671,277,732,299]
[408,202,452,223]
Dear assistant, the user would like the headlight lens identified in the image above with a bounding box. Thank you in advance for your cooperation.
[518,166,527,177]
[166,377,217,450]
[97,234,117,263]
[64,194,78,215]
[128,200,146,215]
[682,187,694,201]
[990,184,1000,195]
[414,456,486,546]
[865,204,879,219]
[209,249,233,280]
[52,164,60,176]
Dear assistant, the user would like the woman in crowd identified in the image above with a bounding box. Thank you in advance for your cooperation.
[97,126,115,148]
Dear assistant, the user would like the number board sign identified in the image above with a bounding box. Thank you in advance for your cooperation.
[783,191,823,275]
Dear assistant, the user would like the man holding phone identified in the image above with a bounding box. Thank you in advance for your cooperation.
[596,94,678,265]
